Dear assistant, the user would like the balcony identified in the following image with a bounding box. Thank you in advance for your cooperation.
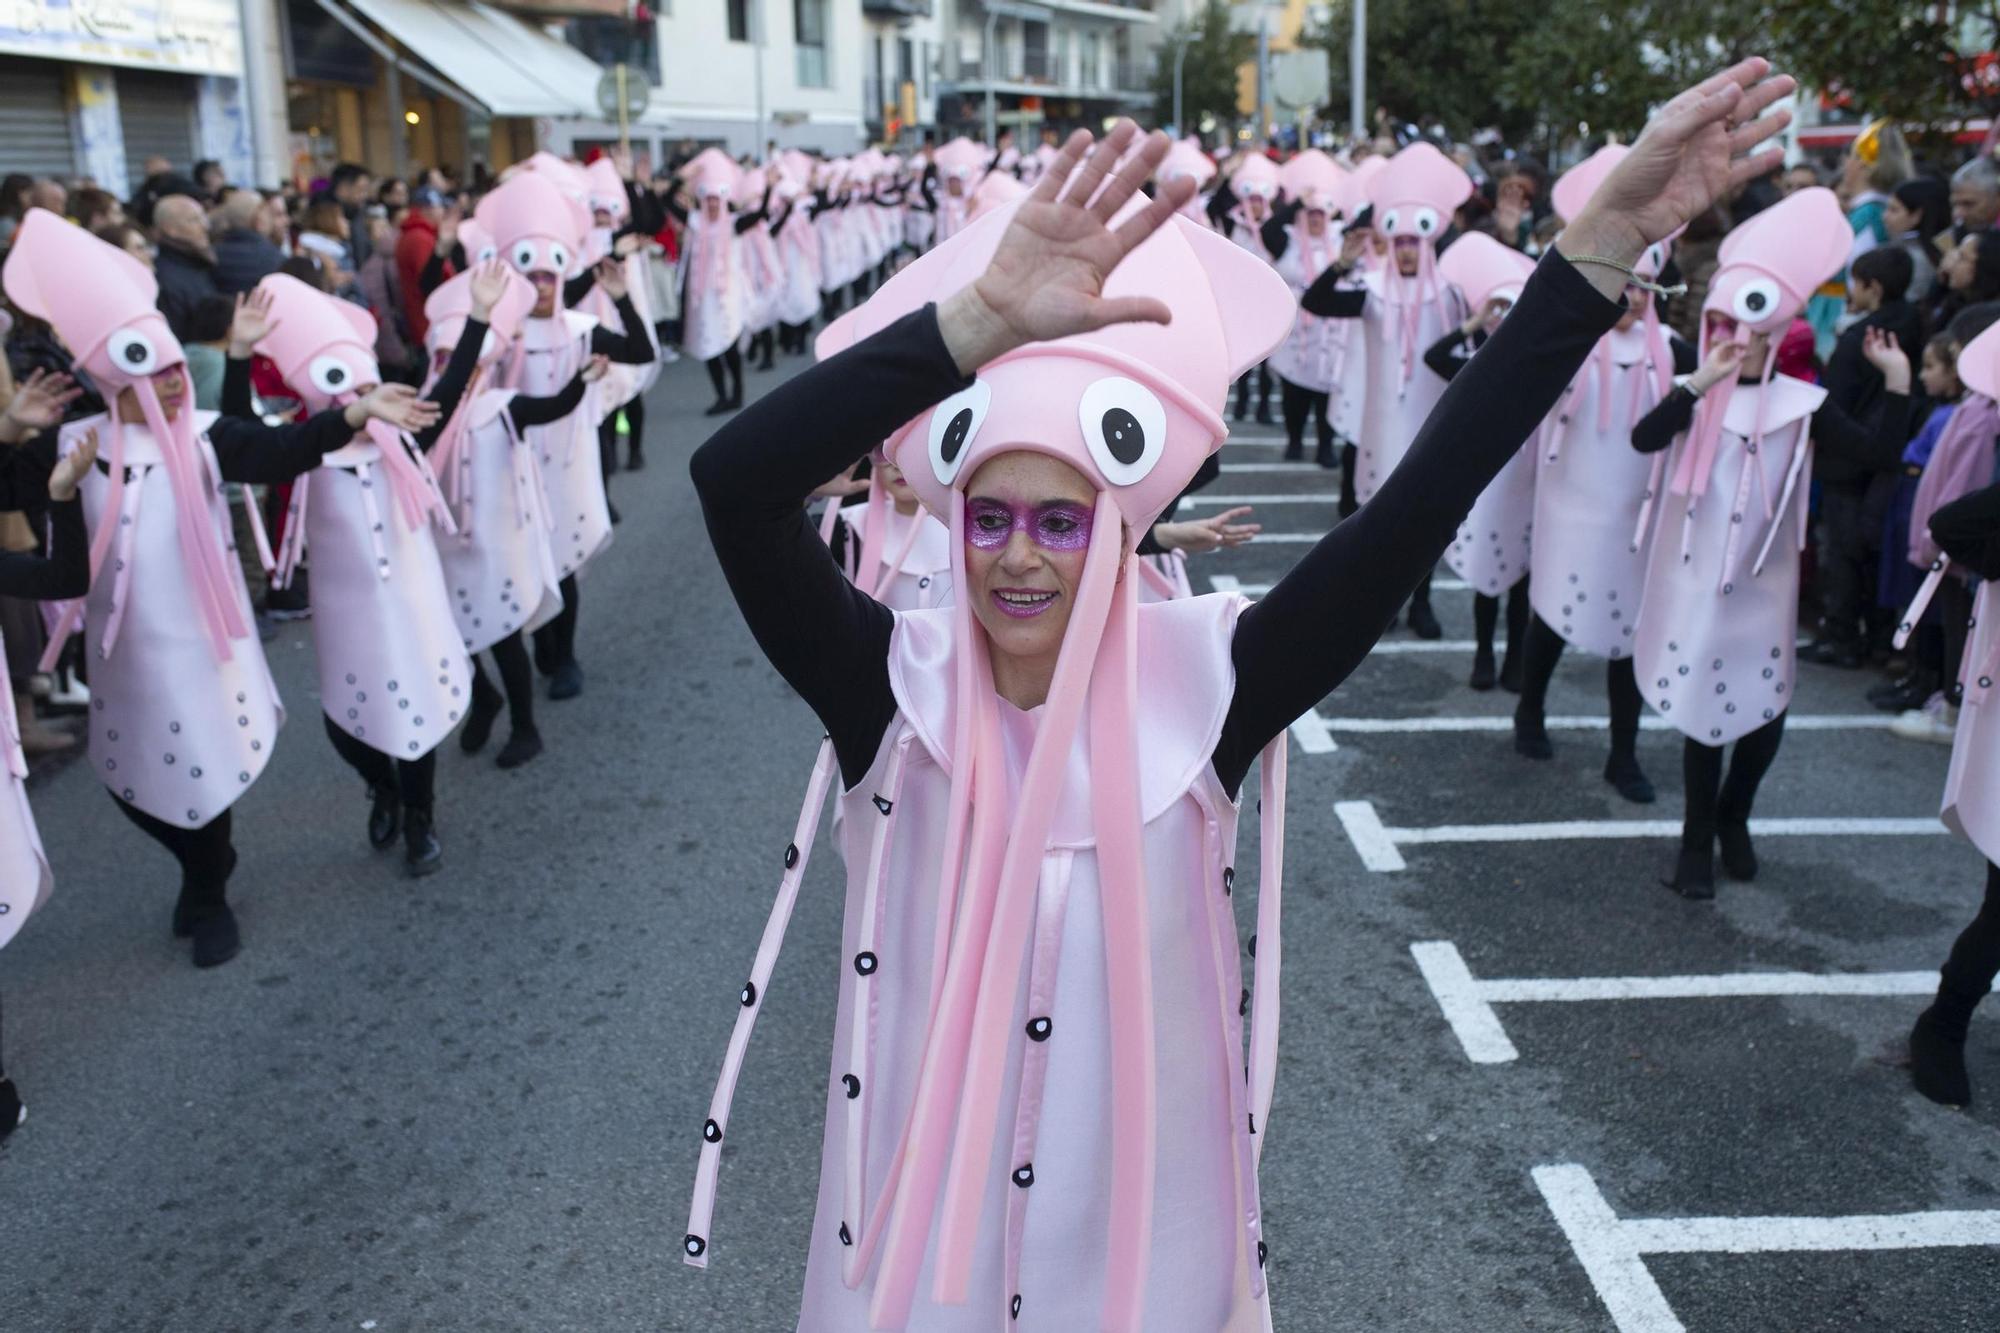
[945,48,1154,100]
[863,0,933,15]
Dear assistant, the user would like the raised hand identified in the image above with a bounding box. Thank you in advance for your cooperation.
[1562,57,1795,275]
[1862,326,1913,392]
[595,256,628,300]
[46,428,98,502]
[228,289,280,357]
[938,120,1197,375]
[1691,339,1747,393]
[346,383,443,434]
[467,258,511,321]
[1155,505,1260,554]
[811,462,872,499]
[0,368,81,441]
[581,353,611,383]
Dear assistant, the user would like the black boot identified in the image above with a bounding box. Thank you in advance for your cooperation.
[1315,438,1336,469]
[404,806,442,878]
[1513,705,1554,760]
[189,903,241,967]
[1716,818,1758,881]
[460,675,504,755]
[626,441,645,471]
[703,397,733,417]
[549,660,584,701]
[1469,646,1497,691]
[174,845,237,937]
[1664,831,1716,899]
[1498,648,1523,694]
[1909,1007,1974,1107]
[1282,440,1304,462]
[1603,753,1657,804]
[495,726,544,770]
[1255,396,1275,426]
[0,1077,22,1141]
[368,782,400,849]
[1406,599,1442,640]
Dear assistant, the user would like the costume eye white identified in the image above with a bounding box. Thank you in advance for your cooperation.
[1378,208,1400,233]
[926,380,990,486]
[474,241,498,264]
[549,243,570,272]
[1079,376,1167,488]
[309,355,357,396]
[106,327,159,375]
[1731,278,1782,325]
[1413,207,1440,235]
[510,241,538,272]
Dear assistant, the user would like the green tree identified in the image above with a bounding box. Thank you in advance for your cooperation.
[1314,0,1539,141]
[1151,0,1256,134]
[1764,0,1961,126]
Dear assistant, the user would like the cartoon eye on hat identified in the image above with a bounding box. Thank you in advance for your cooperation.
[1079,377,1166,487]
[927,380,990,486]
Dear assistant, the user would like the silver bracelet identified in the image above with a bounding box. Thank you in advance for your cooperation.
[1566,252,1688,298]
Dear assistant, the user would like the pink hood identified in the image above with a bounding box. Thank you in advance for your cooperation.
[475,171,589,280]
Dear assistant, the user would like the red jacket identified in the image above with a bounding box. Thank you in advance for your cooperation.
[394,212,452,344]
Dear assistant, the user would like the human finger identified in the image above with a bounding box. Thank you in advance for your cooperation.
[1090,130,1171,221]
[1027,132,1092,204]
[1110,177,1195,259]
[1077,294,1173,332]
[1062,120,1137,209]
[1728,104,1793,161]
[1212,507,1253,525]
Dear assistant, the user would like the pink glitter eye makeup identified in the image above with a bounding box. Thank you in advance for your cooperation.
[963,498,1095,552]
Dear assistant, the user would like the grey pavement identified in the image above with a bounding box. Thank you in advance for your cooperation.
[2,351,1996,1332]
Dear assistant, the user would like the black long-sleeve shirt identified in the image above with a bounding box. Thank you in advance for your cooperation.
[1932,479,2000,580]
[691,249,1623,793]
[1630,372,1913,467]
[0,445,86,598]
[411,317,590,445]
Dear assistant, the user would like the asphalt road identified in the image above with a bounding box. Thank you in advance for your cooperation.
[3,349,1996,1332]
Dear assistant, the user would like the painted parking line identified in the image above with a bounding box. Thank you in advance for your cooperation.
[1534,1162,2000,1333]
[1335,799,1944,871]
[1320,713,1894,734]
[1410,940,1936,1064]
[1208,575,1473,596]
[1179,493,1341,505]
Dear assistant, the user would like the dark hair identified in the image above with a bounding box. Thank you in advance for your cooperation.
[187,294,235,343]
[278,254,331,292]
[91,222,147,254]
[1925,331,1960,366]
[1894,175,1951,265]
[1,173,33,219]
[1947,298,2000,347]
[1851,244,1912,303]
[329,163,370,191]
[1962,232,2000,304]
[193,158,223,183]
[69,187,118,228]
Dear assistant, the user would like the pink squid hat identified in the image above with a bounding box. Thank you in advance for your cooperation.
[584,157,629,220]
[779,148,817,189]
[522,149,590,205]
[1,208,250,662]
[1676,185,1850,502]
[253,274,445,539]
[1437,230,1534,312]
[458,216,497,266]
[933,136,987,183]
[795,199,1293,1329]
[1157,138,1216,189]
[1231,151,1282,200]
[420,265,538,521]
[734,164,769,209]
[681,147,742,200]
[1368,142,1473,380]
[1279,148,1348,214]
[475,170,590,280]
[964,168,1025,221]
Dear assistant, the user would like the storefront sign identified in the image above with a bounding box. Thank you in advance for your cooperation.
[0,0,243,76]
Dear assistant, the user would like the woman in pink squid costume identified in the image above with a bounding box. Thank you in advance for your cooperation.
[732,165,786,372]
[682,64,1784,1328]
[1,210,439,966]
[251,273,472,878]
[815,159,864,313]
[930,138,987,246]
[421,261,602,770]
[965,169,1026,224]
[1157,139,1217,230]
[1511,145,1693,805]
[1327,154,1388,488]
[1430,233,1539,691]
[477,169,658,700]
[580,155,666,471]
[1206,151,1283,426]
[1630,186,1916,899]
[0,368,97,1138]
[769,164,827,357]
[668,149,751,413]
[1265,150,1352,468]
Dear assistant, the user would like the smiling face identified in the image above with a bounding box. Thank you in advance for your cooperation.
[963,451,1099,677]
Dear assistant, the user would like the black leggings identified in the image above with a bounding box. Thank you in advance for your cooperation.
[471,631,536,733]
[1279,378,1332,452]
[1473,578,1530,658]
[705,345,744,402]
[1681,712,1786,838]
[1233,363,1272,416]
[532,574,581,672]
[1516,613,1643,754]
[113,796,234,911]
[1339,442,1358,517]
[597,394,645,479]
[749,328,775,366]
[323,715,436,813]
[1930,861,2000,1035]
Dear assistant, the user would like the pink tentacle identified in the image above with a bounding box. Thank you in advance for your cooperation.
[138,380,244,660]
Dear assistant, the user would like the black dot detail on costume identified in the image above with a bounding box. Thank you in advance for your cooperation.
[1248,1112,1257,1134]
[1012,1164,1034,1188]
[1011,1294,1022,1320]
[108,729,119,742]
[1101,407,1145,465]
[122,342,146,365]
[169,721,181,733]
[703,1119,722,1143]
[838,1223,853,1246]
[854,951,878,976]
[872,794,893,816]
[740,981,757,1006]
[842,1073,860,1099]
[1223,866,1235,896]
[1026,1016,1052,1042]
[684,1234,706,1258]
[1248,933,1257,958]
[1240,987,1250,1016]
[940,408,974,465]
[784,842,799,869]
[1257,1241,1269,1267]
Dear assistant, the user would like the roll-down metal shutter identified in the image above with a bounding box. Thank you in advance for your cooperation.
[0,59,78,180]
[117,70,197,195]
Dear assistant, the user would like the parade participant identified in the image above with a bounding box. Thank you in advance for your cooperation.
[1329,155,1389,512]
[1266,150,1350,467]
[965,169,1026,223]
[1905,476,2000,1107]
[0,369,96,1138]
[1629,187,1911,898]
[1306,142,1477,639]
[813,160,858,318]
[421,262,604,769]
[250,273,473,878]
[930,138,986,245]
[683,59,1791,1327]
[1512,146,1691,802]
[1157,139,1217,230]
[1206,152,1282,424]
[770,160,826,355]
[1426,232,1538,689]
[2,211,440,965]
[666,149,751,415]
[734,166,783,372]
[476,170,657,701]
[581,156,664,476]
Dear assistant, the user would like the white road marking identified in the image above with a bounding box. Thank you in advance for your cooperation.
[1411,940,1937,1065]
[1207,576,1472,596]
[1206,462,1343,473]
[1534,1163,2000,1333]
[1288,711,1338,755]
[1180,493,1341,505]
[1319,713,1894,734]
[1335,799,1943,871]
[1334,800,1406,871]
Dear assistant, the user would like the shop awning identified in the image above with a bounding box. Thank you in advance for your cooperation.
[339,0,605,118]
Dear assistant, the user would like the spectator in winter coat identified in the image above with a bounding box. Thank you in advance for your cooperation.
[394,187,454,345]
[150,194,224,343]
[211,189,287,294]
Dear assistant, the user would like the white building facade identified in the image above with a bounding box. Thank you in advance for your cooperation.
[932,0,1161,143]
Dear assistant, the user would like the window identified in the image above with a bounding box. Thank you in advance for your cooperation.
[794,0,829,88]
[564,15,660,84]
[727,0,749,42]
[897,36,913,87]
[1081,32,1101,88]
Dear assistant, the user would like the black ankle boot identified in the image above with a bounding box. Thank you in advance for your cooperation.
[173,845,237,937]
[1603,753,1656,804]
[190,904,241,967]
[1909,1006,1975,1107]
[368,783,401,849]
[0,1076,22,1140]
[1499,649,1523,693]
[1664,832,1716,899]
[626,442,645,472]
[1513,707,1553,760]
[703,398,733,417]
[1282,440,1304,461]
[1716,817,1758,880]
[1316,439,1336,468]
[1406,601,1442,640]
[496,727,544,770]
[460,682,503,755]
[404,807,442,878]
[1255,400,1275,425]
[1470,647,1497,691]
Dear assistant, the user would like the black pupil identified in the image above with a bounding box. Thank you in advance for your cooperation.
[328,368,345,383]
[1101,407,1145,465]
[122,342,145,363]
[1746,292,1767,311]
[940,407,973,464]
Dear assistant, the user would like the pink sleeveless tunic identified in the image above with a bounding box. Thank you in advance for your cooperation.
[1944,580,2000,862]
[1353,274,1461,505]
[516,311,613,579]
[0,625,52,945]
[433,389,565,654]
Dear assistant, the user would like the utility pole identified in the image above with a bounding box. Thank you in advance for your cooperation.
[753,0,767,155]
[1173,35,1187,136]
[1350,0,1366,140]
[1256,5,1270,142]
